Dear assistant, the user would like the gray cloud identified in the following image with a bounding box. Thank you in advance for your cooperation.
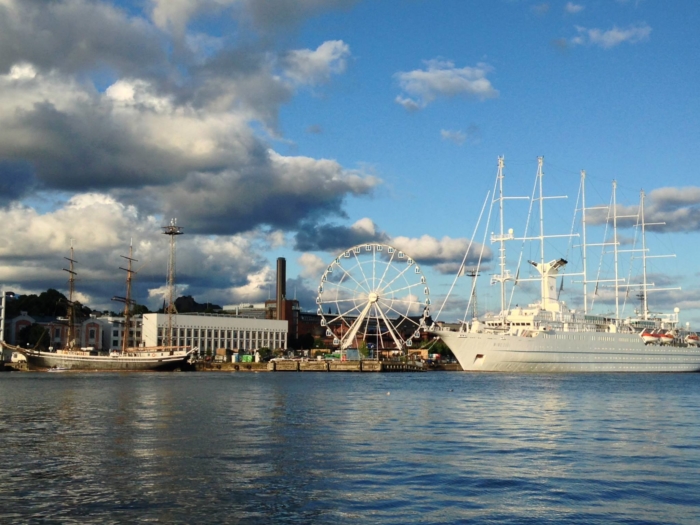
[124,154,381,235]
[0,0,165,77]
[240,0,360,31]
[294,220,389,252]
[586,187,700,232]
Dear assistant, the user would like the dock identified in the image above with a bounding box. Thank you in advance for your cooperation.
[196,360,436,372]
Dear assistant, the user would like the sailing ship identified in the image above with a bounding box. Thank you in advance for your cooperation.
[430,157,700,372]
[4,222,196,371]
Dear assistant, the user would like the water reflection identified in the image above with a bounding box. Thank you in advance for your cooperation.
[1,372,699,524]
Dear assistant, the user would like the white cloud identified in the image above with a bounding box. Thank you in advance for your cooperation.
[389,234,490,270]
[395,59,498,110]
[441,129,466,145]
[565,2,584,14]
[298,253,327,280]
[283,40,350,86]
[571,23,651,48]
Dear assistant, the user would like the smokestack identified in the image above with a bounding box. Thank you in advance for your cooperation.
[276,257,286,321]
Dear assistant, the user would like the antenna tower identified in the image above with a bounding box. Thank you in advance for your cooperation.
[162,219,183,347]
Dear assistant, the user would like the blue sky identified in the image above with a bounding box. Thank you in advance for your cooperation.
[1,0,699,327]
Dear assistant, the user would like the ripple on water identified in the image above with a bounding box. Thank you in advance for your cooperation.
[1,372,700,524]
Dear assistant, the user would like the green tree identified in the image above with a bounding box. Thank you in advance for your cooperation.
[131,304,151,316]
[18,324,50,350]
[257,347,272,361]
[359,340,369,358]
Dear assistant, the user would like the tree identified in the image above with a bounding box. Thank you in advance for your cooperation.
[257,347,272,361]
[295,333,314,350]
[131,304,151,316]
[18,324,50,350]
[359,340,369,358]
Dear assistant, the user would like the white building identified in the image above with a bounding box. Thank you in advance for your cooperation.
[142,313,287,354]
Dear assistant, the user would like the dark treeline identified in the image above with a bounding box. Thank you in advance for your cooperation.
[2,290,224,319]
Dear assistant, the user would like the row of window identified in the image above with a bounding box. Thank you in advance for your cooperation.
[157,328,283,339]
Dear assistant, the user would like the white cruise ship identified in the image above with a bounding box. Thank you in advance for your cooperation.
[430,157,700,372]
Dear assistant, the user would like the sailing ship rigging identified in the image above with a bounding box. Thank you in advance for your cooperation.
[431,156,700,372]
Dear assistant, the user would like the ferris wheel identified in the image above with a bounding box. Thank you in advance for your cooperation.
[316,243,430,353]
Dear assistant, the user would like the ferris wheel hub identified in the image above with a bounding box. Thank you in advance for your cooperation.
[368,292,379,303]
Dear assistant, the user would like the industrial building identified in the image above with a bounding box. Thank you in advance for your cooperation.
[142,313,287,354]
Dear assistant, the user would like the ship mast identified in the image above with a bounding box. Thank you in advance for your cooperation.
[640,190,649,320]
[466,269,479,319]
[580,170,589,314]
[63,242,77,349]
[490,157,515,321]
[612,180,621,320]
[112,241,138,352]
[162,219,183,347]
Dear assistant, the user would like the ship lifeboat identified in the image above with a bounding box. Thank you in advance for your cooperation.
[685,333,700,346]
[658,331,675,345]
[640,329,659,344]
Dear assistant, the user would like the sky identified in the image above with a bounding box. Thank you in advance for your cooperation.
[1,0,700,327]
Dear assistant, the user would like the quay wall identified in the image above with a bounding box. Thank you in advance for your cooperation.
[201,360,430,372]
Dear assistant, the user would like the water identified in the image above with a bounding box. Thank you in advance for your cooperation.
[1,372,699,524]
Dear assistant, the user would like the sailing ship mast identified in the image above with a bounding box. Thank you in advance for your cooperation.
[112,241,138,352]
[490,157,526,321]
[162,219,183,347]
[63,242,77,350]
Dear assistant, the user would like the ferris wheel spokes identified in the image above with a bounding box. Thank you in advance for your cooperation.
[317,243,429,355]
[341,300,373,350]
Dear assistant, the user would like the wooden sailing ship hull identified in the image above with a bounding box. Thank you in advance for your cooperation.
[5,344,194,371]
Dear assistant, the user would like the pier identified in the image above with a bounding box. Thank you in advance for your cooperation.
[196,360,434,372]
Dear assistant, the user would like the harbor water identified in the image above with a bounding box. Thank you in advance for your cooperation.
[1,372,699,524]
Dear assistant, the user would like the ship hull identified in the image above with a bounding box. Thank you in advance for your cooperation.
[8,346,193,371]
[434,329,700,372]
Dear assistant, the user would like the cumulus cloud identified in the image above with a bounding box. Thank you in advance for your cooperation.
[390,235,491,273]
[283,40,350,85]
[394,59,498,110]
[0,193,275,310]
[570,23,651,48]
[0,6,372,237]
[0,0,165,77]
[0,0,371,312]
[298,253,327,280]
[126,152,381,235]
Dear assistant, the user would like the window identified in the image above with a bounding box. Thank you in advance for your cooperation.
[113,330,119,337]
[89,329,96,339]
[55,328,61,338]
